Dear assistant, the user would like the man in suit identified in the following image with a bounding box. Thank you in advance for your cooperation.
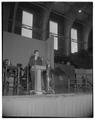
[28,50,43,91]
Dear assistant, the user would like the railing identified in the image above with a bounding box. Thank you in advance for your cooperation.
[7,19,85,42]
[5,19,75,41]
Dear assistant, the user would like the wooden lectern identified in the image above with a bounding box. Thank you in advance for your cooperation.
[31,65,46,94]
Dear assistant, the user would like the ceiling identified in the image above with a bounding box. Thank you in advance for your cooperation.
[4,2,93,24]
[36,2,93,24]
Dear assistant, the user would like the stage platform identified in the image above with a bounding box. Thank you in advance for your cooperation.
[2,93,93,117]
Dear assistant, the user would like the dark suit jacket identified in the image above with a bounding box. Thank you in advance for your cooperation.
[28,55,43,88]
[28,55,42,69]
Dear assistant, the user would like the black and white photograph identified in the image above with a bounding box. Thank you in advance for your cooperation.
[2,0,93,118]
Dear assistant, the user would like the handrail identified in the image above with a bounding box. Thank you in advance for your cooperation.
[5,18,89,44]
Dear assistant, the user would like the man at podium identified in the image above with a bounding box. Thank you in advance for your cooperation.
[28,50,45,93]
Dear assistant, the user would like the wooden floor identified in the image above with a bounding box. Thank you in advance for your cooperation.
[2,93,93,117]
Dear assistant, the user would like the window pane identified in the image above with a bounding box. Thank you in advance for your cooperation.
[50,21,58,34]
[49,21,58,50]
[21,11,33,38]
[71,28,77,41]
[22,11,33,27]
[71,42,78,53]
[54,37,58,50]
[22,28,32,38]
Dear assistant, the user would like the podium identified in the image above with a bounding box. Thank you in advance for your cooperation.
[31,65,46,94]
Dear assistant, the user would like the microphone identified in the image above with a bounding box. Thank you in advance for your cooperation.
[41,57,43,61]
[34,55,37,65]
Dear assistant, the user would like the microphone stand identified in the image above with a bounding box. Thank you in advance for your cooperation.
[46,64,51,93]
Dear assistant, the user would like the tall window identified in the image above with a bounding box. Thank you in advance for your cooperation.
[21,11,33,38]
[49,20,58,50]
[71,28,78,53]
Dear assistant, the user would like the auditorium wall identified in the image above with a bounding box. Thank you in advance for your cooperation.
[2,3,92,57]
[3,31,47,67]
[2,3,11,31]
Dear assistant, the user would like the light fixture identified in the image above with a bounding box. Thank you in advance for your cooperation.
[78,9,82,13]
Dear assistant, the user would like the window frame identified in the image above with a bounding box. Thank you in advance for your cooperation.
[21,10,33,38]
[49,20,58,50]
[71,28,78,53]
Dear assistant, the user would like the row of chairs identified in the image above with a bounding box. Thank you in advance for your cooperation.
[2,63,55,95]
[2,60,92,95]
[2,63,29,95]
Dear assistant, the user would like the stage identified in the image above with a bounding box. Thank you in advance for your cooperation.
[2,93,92,117]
